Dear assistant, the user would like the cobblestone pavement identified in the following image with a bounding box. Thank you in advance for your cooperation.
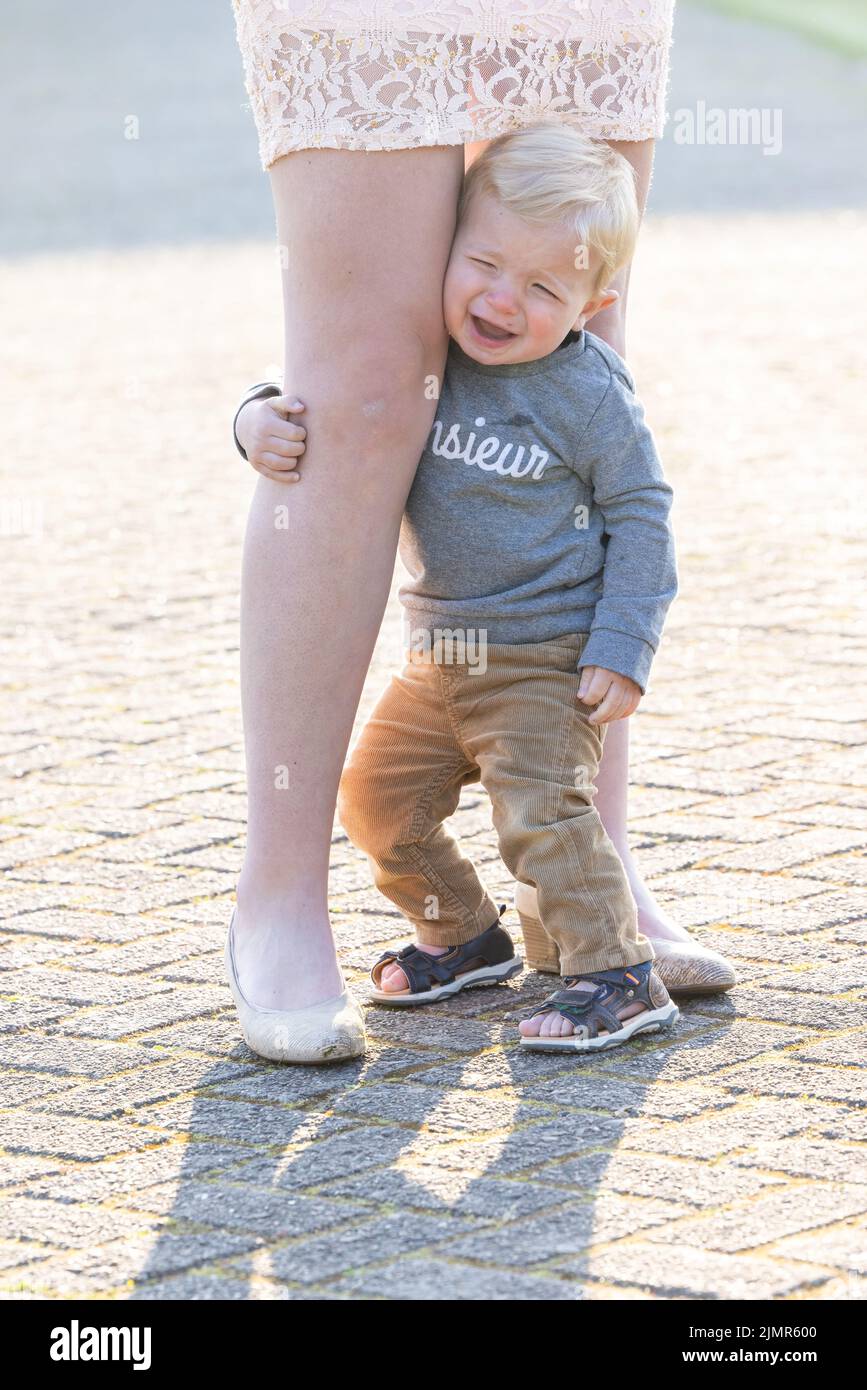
[1,8,865,1299]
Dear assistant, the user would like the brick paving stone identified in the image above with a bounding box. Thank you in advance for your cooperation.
[1,1196,161,1250]
[115,1180,368,1239]
[642,1185,867,1254]
[0,1154,65,1190]
[733,1141,866,1183]
[324,1169,573,1222]
[704,829,867,874]
[126,1014,266,1058]
[686,987,867,1031]
[720,1059,867,1107]
[50,987,231,1039]
[69,929,223,974]
[618,1098,845,1160]
[695,928,850,965]
[329,1257,585,1300]
[533,1149,786,1207]
[809,1110,867,1143]
[767,1220,867,1274]
[0,966,172,1006]
[1,1111,174,1162]
[559,1242,829,1299]
[129,1097,357,1148]
[241,1211,479,1286]
[128,1273,347,1299]
[519,1072,739,1121]
[0,935,98,967]
[22,1143,251,1204]
[24,1057,254,1121]
[726,888,867,933]
[415,1115,635,1179]
[444,1194,691,1268]
[764,964,866,994]
[792,1033,867,1066]
[230,1127,421,1189]
[599,1023,809,1082]
[795,854,867,887]
[0,1240,53,1274]
[364,1010,512,1053]
[832,922,867,946]
[2,909,166,943]
[0,1229,265,1298]
[199,1044,446,1102]
[329,1080,537,1133]
[404,1049,588,1092]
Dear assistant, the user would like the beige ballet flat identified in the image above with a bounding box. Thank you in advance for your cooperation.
[642,935,737,995]
[513,882,737,995]
[224,910,366,1064]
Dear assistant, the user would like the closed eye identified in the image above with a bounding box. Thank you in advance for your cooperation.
[470,258,495,269]
[534,283,559,298]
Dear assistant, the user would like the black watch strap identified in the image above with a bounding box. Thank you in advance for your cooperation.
[233,381,283,460]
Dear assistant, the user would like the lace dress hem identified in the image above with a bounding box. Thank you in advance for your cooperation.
[233,3,676,170]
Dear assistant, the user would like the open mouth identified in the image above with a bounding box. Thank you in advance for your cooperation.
[470,314,517,344]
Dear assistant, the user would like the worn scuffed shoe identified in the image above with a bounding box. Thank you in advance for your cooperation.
[224,910,366,1064]
[647,936,737,995]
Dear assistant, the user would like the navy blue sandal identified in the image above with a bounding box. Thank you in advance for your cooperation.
[519,960,678,1052]
[369,905,521,1006]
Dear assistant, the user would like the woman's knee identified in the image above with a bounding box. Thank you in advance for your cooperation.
[353,328,447,425]
[292,324,447,461]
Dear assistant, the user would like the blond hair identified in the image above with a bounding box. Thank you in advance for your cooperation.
[457,122,640,291]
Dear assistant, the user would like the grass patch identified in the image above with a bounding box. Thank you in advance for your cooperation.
[683,0,867,59]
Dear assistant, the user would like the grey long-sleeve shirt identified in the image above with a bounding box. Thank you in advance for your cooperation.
[234,328,677,694]
[398,329,678,693]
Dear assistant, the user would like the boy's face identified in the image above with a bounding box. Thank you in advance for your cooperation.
[443,190,617,365]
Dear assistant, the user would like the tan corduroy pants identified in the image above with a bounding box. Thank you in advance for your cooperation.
[337,632,653,976]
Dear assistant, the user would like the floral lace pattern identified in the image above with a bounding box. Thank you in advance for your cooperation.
[233,1,676,168]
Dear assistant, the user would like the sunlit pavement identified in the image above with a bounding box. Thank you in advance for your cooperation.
[0,3,865,1300]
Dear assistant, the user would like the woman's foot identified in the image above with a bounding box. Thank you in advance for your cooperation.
[232,889,347,1012]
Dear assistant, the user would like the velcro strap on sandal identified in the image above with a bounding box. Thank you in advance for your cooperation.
[526,959,656,1038]
[371,909,513,995]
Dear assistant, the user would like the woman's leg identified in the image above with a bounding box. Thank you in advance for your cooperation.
[235,146,466,1011]
[588,139,689,942]
[469,136,689,945]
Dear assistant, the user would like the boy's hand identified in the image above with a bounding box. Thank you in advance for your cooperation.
[236,394,306,483]
[577,665,642,723]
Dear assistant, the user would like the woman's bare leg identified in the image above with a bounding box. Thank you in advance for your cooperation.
[468,136,689,945]
[235,146,466,1011]
[590,139,689,941]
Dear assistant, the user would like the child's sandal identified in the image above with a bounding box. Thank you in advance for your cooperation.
[369,907,521,1006]
[519,960,678,1052]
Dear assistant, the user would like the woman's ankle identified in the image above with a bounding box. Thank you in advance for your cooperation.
[605,840,693,944]
[235,870,330,931]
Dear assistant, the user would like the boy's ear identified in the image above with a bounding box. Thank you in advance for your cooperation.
[575,287,620,328]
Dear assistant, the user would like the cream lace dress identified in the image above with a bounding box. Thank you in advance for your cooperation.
[233,1,676,170]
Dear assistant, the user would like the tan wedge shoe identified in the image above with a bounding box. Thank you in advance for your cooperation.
[512,882,737,995]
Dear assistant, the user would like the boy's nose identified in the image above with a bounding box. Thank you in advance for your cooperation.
[485,288,519,318]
